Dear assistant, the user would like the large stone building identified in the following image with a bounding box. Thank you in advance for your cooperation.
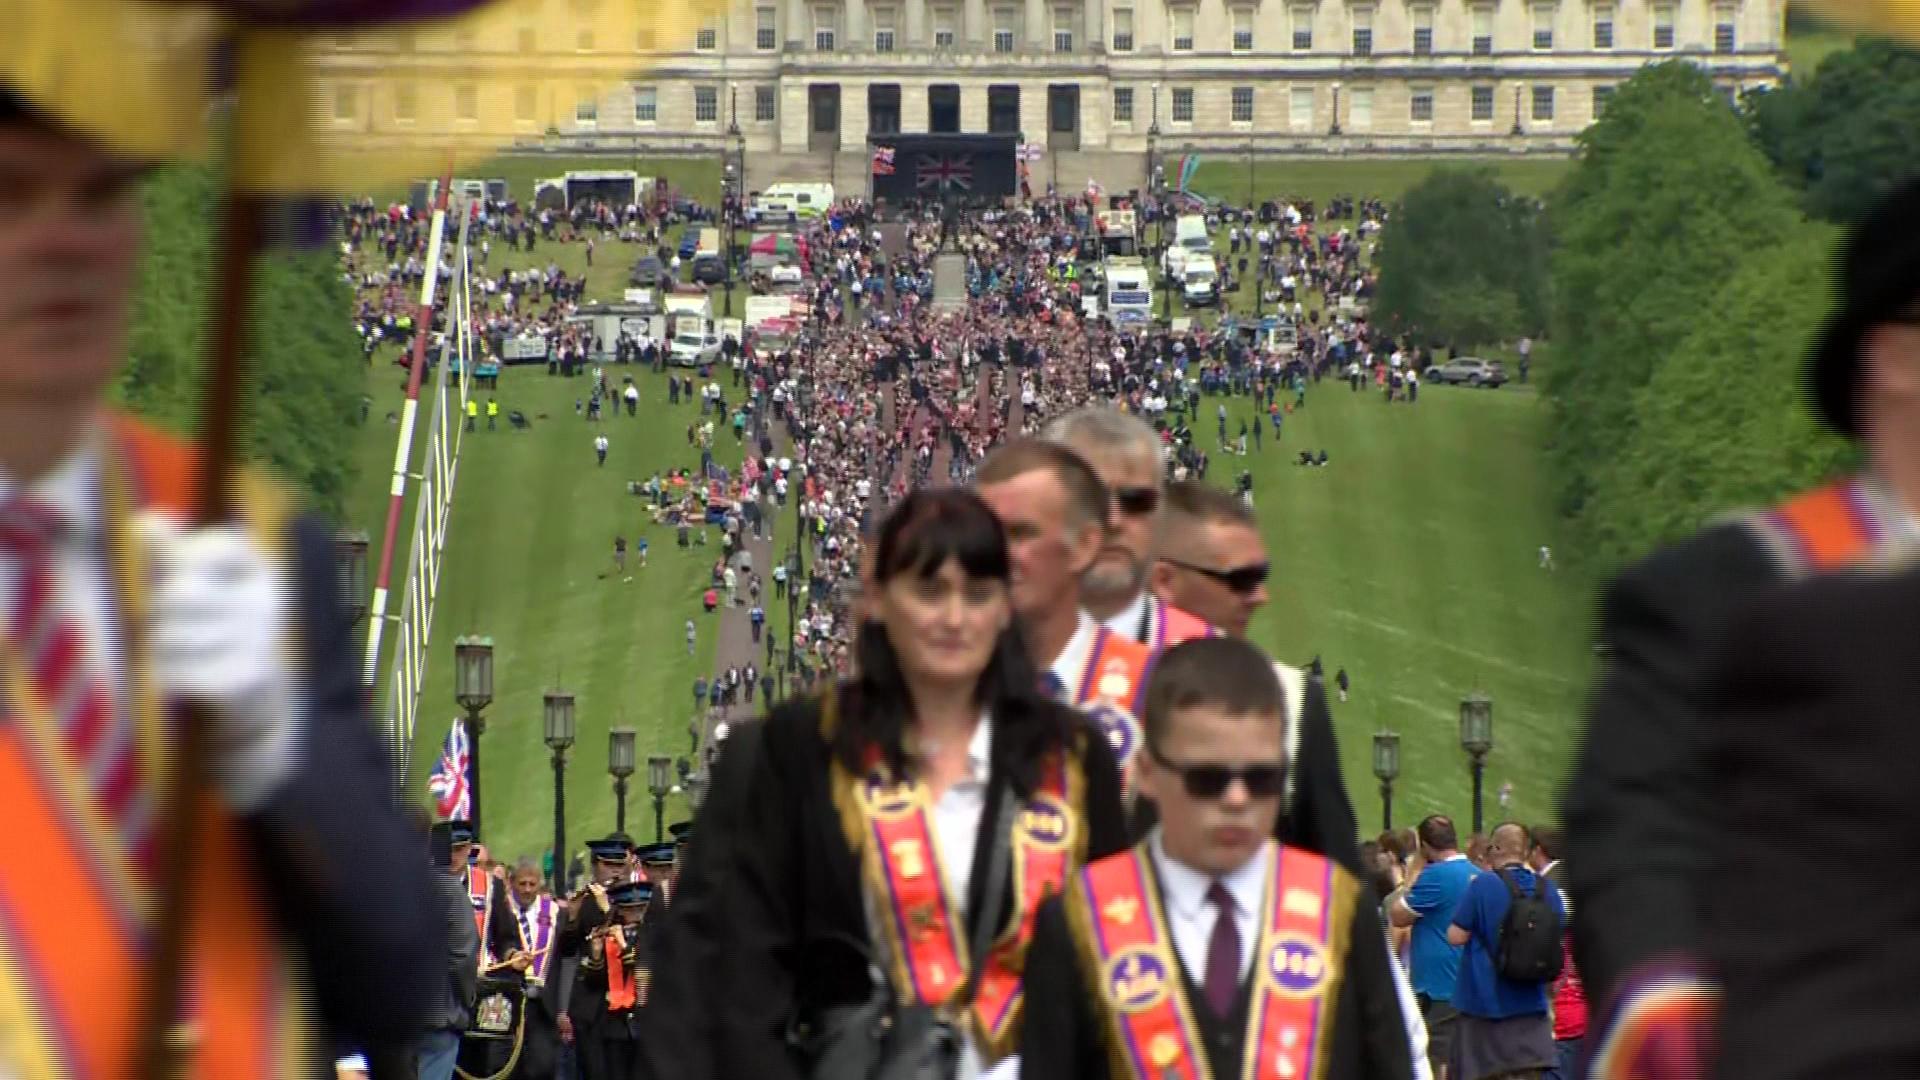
[314,0,1785,189]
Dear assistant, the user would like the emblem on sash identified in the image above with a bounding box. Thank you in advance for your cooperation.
[1264,934,1329,999]
[1104,947,1173,1013]
[1019,794,1073,851]
[474,993,514,1035]
[1085,702,1140,763]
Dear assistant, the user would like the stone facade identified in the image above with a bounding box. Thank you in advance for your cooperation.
[311,0,1785,162]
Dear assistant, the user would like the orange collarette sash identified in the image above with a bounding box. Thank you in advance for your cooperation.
[0,417,313,1079]
[468,866,495,965]
[1072,627,1155,797]
[604,925,638,1011]
[1065,843,1355,1080]
[1748,477,1886,576]
[1146,598,1216,649]
[831,728,1089,1062]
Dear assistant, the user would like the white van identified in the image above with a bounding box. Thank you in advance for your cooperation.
[748,182,835,223]
[1182,255,1219,307]
[669,318,724,366]
[1163,214,1214,279]
[1102,257,1154,326]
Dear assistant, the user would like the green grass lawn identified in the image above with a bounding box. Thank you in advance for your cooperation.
[1211,380,1590,833]
[1188,158,1573,211]
[354,349,744,861]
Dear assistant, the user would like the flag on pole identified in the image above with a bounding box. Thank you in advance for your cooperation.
[872,145,897,176]
[1176,154,1203,192]
[427,718,473,820]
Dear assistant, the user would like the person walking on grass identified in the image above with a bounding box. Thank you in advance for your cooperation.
[613,535,626,576]
[594,433,609,467]
[686,619,697,657]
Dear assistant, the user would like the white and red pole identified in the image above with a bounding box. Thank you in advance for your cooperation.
[364,169,454,689]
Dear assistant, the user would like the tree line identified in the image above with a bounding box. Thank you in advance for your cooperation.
[1373,42,1904,572]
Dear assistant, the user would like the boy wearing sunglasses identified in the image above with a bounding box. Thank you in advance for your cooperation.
[1022,637,1414,1080]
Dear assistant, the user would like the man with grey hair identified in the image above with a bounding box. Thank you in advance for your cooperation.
[1042,407,1216,648]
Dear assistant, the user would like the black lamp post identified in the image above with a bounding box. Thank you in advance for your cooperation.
[647,754,672,843]
[543,689,576,893]
[452,635,494,833]
[1371,730,1400,832]
[1511,85,1524,137]
[725,88,743,320]
[1329,81,1342,136]
[608,726,637,833]
[785,547,802,676]
[1459,692,1494,834]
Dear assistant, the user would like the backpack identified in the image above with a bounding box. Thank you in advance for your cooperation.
[1493,868,1565,983]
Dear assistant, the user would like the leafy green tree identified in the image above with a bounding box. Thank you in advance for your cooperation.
[1546,62,1802,537]
[1748,38,1920,225]
[1371,167,1548,349]
[1580,222,1857,569]
[117,166,364,517]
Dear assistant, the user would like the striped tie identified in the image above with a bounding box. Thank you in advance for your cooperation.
[0,498,150,875]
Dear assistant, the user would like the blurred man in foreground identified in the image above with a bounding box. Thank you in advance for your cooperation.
[0,87,442,1074]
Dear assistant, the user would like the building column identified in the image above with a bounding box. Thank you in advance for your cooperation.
[1085,0,1102,53]
[780,81,811,151]
[787,0,807,47]
[845,0,867,49]
[908,0,927,45]
[964,0,985,47]
[1025,0,1046,51]
[842,79,870,147]
[903,79,929,131]
[960,84,988,132]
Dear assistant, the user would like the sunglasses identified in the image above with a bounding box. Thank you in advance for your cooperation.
[1113,486,1160,517]
[1148,746,1288,800]
[1161,557,1271,594]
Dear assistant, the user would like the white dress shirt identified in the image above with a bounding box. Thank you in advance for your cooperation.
[1099,591,1152,644]
[1044,611,1099,704]
[0,429,122,712]
[1148,830,1266,989]
[862,712,1018,1080]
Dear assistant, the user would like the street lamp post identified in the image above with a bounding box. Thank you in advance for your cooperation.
[543,689,576,893]
[647,755,673,843]
[1371,731,1401,832]
[725,89,743,320]
[1459,692,1494,834]
[608,727,637,834]
[1512,85,1524,137]
[334,529,370,628]
[452,636,494,832]
[1330,82,1343,136]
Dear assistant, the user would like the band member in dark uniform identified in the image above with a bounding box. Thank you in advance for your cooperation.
[1022,638,1411,1080]
[714,488,1130,1080]
[448,823,524,1079]
[577,879,654,1080]
[559,834,641,1079]
[1564,177,1920,1077]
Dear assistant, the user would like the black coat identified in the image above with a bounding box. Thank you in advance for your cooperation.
[1021,867,1413,1080]
[714,694,1130,1080]
[254,516,448,1048]
[1561,521,1777,1005]
[639,718,768,1080]
[1702,565,1920,1080]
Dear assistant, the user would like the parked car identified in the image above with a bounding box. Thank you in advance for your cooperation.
[629,254,667,287]
[1424,357,1509,387]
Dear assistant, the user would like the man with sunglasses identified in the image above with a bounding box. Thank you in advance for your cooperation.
[1150,481,1363,881]
[1022,637,1413,1080]
[1042,408,1218,650]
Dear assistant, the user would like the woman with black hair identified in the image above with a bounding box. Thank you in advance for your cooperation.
[712,487,1128,1080]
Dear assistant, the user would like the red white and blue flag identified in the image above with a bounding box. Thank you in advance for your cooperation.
[427,718,472,820]
[917,154,973,192]
[872,145,897,175]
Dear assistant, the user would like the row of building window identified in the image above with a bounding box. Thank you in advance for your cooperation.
[760,0,1733,54]
[331,2,1736,55]
[343,84,782,125]
[1110,82,1616,125]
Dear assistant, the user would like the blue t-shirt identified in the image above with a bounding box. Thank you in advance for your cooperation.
[1405,855,1478,1001]
[1449,865,1567,1020]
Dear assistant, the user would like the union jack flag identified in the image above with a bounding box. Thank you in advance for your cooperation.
[916,154,973,192]
[871,145,896,176]
[427,718,472,821]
